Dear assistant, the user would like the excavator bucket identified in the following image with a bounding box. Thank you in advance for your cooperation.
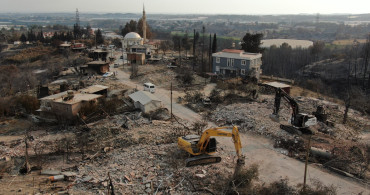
[269,114,280,122]
[185,155,221,167]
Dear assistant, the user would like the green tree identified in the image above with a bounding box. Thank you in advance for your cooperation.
[241,33,263,53]
[121,20,137,37]
[137,18,153,39]
[111,38,122,48]
[95,29,104,45]
[37,30,44,42]
[73,23,82,39]
[20,33,27,42]
[27,30,36,42]
[212,33,217,53]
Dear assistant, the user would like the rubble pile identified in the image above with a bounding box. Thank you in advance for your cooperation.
[72,143,238,194]
[209,97,291,138]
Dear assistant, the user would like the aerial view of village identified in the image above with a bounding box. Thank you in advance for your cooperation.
[0,0,369,194]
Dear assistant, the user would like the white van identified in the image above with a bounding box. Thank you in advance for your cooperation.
[143,83,155,93]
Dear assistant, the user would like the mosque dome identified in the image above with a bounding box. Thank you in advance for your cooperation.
[124,32,141,39]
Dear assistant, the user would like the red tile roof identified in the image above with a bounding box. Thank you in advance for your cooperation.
[221,49,244,53]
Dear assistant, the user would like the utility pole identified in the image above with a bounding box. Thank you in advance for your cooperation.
[303,135,311,192]
[201,26,205,73]
[179,39,181,66]
[170,82,173,119]
[209,33,212,72]
[193,29,196,71]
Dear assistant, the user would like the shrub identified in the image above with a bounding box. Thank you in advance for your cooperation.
[16,95,39,114]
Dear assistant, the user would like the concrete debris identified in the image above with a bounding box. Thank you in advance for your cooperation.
[41,170,61,176]
[72,143,237,194]
[49,175,65,182]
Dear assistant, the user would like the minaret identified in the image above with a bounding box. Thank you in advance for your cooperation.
[142,4,147,43]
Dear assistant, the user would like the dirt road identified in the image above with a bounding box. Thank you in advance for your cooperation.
[111,59,369,195]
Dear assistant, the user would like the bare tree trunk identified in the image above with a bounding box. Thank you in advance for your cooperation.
[368,73,370,93]
[23,127,31,174]
[343,94,351,124]
[363,35,370,90]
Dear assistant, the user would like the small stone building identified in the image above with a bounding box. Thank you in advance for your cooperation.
[81,61,110,74]
[37,85,109,119]
[127,53,145,65]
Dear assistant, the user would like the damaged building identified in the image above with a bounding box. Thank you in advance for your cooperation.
[37,85,108,119]
[129,91,162,113]
[80,61,110,75]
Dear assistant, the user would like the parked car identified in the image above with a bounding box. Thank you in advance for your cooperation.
[143,82,155,93]
[103,72,113,77]
[114,63,119,68]
[120,55,124,59]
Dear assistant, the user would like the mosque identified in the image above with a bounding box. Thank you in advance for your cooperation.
[121,6,148,50]
[122,6,158,65]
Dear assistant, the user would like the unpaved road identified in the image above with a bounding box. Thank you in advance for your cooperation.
[111,58,369,195]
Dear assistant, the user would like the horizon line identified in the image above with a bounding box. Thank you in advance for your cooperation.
[0,11,369,16]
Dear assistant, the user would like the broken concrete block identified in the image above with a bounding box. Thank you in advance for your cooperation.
[61,172,77,177]
[49,175,64,182]
[41,170,61,175]
[81,176,93,182]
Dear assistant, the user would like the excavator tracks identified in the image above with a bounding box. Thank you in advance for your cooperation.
[185,155,221,167]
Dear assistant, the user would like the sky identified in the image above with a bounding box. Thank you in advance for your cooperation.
[1,0,370,15]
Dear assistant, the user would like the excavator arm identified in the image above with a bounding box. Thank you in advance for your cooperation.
[273,88,299,118]
[178,126,245,166]
[197,126,243,159]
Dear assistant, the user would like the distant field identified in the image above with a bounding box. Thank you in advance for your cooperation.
[332,39,367,45]
[261,39,313,48]
[170,31,240,40]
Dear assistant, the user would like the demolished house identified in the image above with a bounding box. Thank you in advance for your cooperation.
[127,53,145,65]
[37,85,108,119]
[79,84,108,96]
[263,81,291,94]
[128,91,162,113]
[80,61,110,74]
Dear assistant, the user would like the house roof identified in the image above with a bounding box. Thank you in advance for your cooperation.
[212,49,262,60]
[129,91,161,105]
[87,61,109,65]
[40,91,68,100]
[80,85,108,94]
[53,93,102,105]
[263,81,291,89]
[222,49,244,53]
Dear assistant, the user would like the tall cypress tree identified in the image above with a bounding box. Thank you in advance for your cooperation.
[212,33,217,53]
[20,33,27,42]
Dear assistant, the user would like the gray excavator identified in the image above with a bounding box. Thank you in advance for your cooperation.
[270,88,317,134]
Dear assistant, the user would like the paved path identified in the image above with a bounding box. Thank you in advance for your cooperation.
[110,55,369,195]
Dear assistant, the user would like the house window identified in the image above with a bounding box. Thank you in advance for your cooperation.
[216,57,220,63]
[227,58,234,66]
[241,69,246,75]
[241,60,246,65]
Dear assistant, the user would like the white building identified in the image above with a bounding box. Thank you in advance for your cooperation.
[128,91,162,113]
[121,32,144,50]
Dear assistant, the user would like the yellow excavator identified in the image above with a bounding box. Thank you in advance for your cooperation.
[178,126,245,167]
